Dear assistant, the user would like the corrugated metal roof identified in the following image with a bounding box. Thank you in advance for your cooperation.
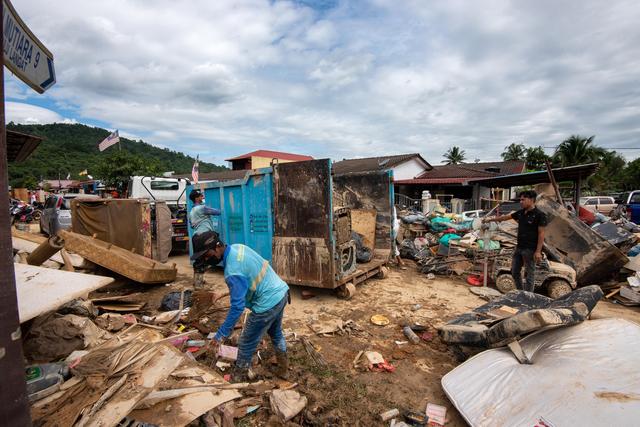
[332,153,432,175]
[415,161,526,179]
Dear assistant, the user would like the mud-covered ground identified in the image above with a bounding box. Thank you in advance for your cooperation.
[89,253,640,426]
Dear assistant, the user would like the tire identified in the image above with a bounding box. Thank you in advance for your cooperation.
[547,279,572,299]
[496,274,517,294]
[376,266,389,279]
[336,282,356,300]
[32,210,42,222]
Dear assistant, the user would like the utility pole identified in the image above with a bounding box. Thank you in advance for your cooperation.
[0,4,32,425]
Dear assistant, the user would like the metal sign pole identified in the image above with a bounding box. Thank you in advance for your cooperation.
[0,3,31,424]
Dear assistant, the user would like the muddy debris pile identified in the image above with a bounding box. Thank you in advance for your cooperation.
[398,195,640,303]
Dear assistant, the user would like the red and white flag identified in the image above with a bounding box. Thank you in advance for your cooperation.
[192,155,199,184]
[98,130,120,152]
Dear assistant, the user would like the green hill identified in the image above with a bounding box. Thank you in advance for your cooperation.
[7,123,227,188]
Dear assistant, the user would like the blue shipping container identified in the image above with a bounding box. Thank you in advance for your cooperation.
[186,167,274,262]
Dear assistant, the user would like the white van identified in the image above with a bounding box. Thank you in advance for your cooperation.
[128,176,190,207]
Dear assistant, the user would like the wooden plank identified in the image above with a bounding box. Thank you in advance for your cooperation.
[12,236,88,268]
[59,230,177,284]
[14,263,113,323]
[130,360,241,426]
[11,227,46,244]
[83,345,184,427]
[350,209,377,250]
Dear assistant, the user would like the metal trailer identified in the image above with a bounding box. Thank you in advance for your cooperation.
[187,159,393,298]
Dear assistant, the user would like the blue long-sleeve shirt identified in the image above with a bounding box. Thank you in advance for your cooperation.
[189,204,221,235]
[214,245,288,341]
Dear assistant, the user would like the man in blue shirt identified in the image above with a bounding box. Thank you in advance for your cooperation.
[189,190,221,288]
[191,231,290,382]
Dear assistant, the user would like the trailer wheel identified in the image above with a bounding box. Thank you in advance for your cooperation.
[376,266,389,279]
[496,274,516,294]
[337,282,356,300]
[547,279,572,299]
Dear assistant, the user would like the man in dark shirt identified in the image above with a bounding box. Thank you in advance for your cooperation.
[482,190,548,292]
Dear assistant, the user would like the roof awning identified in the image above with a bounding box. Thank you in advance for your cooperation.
[7,130,43,162]
[467,163,600,188]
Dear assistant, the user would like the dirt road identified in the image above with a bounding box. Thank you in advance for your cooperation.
[158,254,640,425]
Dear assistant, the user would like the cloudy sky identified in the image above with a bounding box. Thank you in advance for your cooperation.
[5,0,640,165]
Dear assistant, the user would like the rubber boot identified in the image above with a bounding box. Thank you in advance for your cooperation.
[274,350,289,378]
[193,271,205,289]
[230,366,250,383]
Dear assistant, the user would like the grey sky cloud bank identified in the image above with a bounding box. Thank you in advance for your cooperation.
[5,0,640,165]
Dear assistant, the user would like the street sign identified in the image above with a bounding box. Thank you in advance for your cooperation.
[2,0,55,93]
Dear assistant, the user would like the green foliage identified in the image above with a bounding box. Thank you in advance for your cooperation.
[588,151,626,193]
[442,146,466,164]
[553,135,604,167]
[7,123,227,188]
[501,143,526,161]
[622,158,640,190]
[95,151,162,187]
[525,146,550,170]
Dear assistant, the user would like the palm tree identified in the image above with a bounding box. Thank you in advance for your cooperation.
[525,146,550,170]
[553,135,604,167]
[442,146,466,164]
[501,143,526,161]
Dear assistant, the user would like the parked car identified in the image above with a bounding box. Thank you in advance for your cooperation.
[40,194,100,236]
[461,209,486,221]
[616,190,640,224]
[579,196,616,215]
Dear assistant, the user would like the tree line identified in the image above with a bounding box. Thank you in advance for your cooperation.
[441,135,639,193]
[7,123,227,189]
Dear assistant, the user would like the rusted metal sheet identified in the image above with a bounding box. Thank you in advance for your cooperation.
[273,159,332,239]
[272,237,333,288]
[272,159,335,288]
[332,171,393,252]
[536,196,628,285]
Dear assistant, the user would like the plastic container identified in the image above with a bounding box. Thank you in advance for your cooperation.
[25,363,70,402]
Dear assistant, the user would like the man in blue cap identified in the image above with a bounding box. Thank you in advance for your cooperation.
[191,231,290,381]
[189,189,221,288]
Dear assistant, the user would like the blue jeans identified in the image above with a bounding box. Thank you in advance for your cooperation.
[236,294,287,369]
[512,248,536,292]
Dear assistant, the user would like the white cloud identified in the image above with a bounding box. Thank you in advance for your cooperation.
[5,102,75,125]
[4,0,640,164]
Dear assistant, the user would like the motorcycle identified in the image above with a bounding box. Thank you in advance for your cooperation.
[10,203,42,225]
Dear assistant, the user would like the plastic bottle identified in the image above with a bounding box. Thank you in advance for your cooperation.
[403,326,421,344]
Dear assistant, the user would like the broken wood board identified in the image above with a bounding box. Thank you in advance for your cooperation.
[11,227,47,244]
[81,344,184,427]
[14,263,114,323]
[624,255,640,272]
[351,209,377,250]
[33,338,184,427]
[12,236,90,268]
[59,230,177,284]
[90,293,146,312]
[130,360,241,426]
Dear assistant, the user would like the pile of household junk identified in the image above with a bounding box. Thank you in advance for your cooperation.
[398,195,636,302]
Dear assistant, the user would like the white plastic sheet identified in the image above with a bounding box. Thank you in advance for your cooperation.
[442,319,640,426]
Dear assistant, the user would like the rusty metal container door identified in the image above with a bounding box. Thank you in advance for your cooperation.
[332,170,394,254]
[272,159,335,288]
